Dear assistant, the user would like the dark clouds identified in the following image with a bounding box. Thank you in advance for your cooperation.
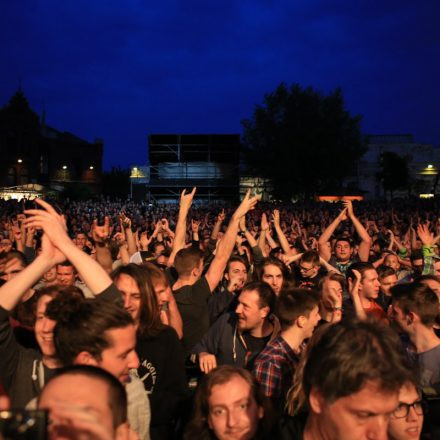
[1,0,439,168]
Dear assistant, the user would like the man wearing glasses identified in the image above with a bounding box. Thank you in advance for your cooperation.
[388,380,425,440]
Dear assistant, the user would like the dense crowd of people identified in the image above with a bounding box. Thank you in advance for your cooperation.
[0,192,439,439]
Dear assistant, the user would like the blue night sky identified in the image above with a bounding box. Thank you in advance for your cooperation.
[1,1,439,169]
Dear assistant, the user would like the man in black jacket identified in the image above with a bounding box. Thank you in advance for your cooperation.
[192,281,280,373]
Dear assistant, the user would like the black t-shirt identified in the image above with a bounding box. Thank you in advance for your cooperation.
[135,326,187,437]
[242,333,271,369]
[173,276,211,356]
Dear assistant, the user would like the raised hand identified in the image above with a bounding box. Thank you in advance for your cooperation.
[24,199,69,247]
[92,217,110,244]
[217,209,226,223]
[180,187,196,211]
[343,200,354,218]
[417,223,434,246]
[233,190,261,220]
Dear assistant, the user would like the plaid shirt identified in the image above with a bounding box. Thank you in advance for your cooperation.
[252,335,299,398]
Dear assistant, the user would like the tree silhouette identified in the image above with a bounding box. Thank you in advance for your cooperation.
[241,83,366,199]
[376,151,409,199]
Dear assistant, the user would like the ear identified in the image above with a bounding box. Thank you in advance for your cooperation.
[297,315,307,328]
[260,306,270,319]
[407,311,417,325]
[224,272,230,281]
[258,405,264,419]
[309,387,324,414]
[74,351,99,366]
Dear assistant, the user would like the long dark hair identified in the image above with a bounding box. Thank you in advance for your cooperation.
[111,263,165,337]
[184,365,274,440]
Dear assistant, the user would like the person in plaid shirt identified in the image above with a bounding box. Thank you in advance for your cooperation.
[253,288,320,409]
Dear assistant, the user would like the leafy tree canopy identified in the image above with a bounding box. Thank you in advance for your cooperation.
[241,83,367,199]
[377,151,409,197]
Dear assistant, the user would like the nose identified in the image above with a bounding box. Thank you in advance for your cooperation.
[407,405,419,422]
[128,350,140,369]
[226,409,239,428]
[124,294,132,309]
[235,303,243,314]
[366,417,388,440]
[42,317,55,333]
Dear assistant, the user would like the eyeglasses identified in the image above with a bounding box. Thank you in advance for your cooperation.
[299,265,315,273]
[392,400,426,418]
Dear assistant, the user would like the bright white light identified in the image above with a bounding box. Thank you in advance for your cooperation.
[17,159,23,163]
[89,166,94,170]
[62,165,67,170]
[428,164,433,169]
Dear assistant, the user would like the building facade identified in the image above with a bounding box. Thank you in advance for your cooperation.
[0,91,103,195]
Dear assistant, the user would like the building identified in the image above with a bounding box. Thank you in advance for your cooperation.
[139,134,240,202]
[348,134,440,199]
[0,90,103,196]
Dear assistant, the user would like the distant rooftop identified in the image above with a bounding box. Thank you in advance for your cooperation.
[367,134,414,144]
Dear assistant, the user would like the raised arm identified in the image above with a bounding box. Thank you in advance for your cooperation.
[168,187,196,267]
[272,209,294,256]
[318,207,347,261]
[344,200,371,262]
[258,213,269,257]
[24,200,112,294]
[205,190,260,292]
[347,269,367,321]
[0,234,64,311]
[120,213,137,257]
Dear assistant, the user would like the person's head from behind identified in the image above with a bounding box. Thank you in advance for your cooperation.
[56,261,76,286]
[410,250,424,277]
[390,282,439,334]
[174,247,203,280]
[388,380,424,440]
[38,365,128,440]
[47,297,139,384]
[235,281,276,333]
[299,250,320,279]
[298,320,414,440]
[111,263,163,337]
[185,365,269,440]
[346,262,380,300]
[377,264,398,297]
[276,288,320,339]
[416,274,440,300]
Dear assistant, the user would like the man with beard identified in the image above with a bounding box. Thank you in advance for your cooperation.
[191,282,280,373]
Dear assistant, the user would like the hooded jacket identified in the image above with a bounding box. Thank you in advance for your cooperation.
[191,311,280,368]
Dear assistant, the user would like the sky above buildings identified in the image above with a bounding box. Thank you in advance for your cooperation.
[1,0,439,169]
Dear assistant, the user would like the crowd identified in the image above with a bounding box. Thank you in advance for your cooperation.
[0,192,439,439]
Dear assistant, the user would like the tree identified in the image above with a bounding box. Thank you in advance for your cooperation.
[376,152,409,199]
[241,83,367,199]
[101,167,130,199]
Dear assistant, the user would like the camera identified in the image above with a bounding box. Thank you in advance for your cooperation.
[0,409,47,440]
